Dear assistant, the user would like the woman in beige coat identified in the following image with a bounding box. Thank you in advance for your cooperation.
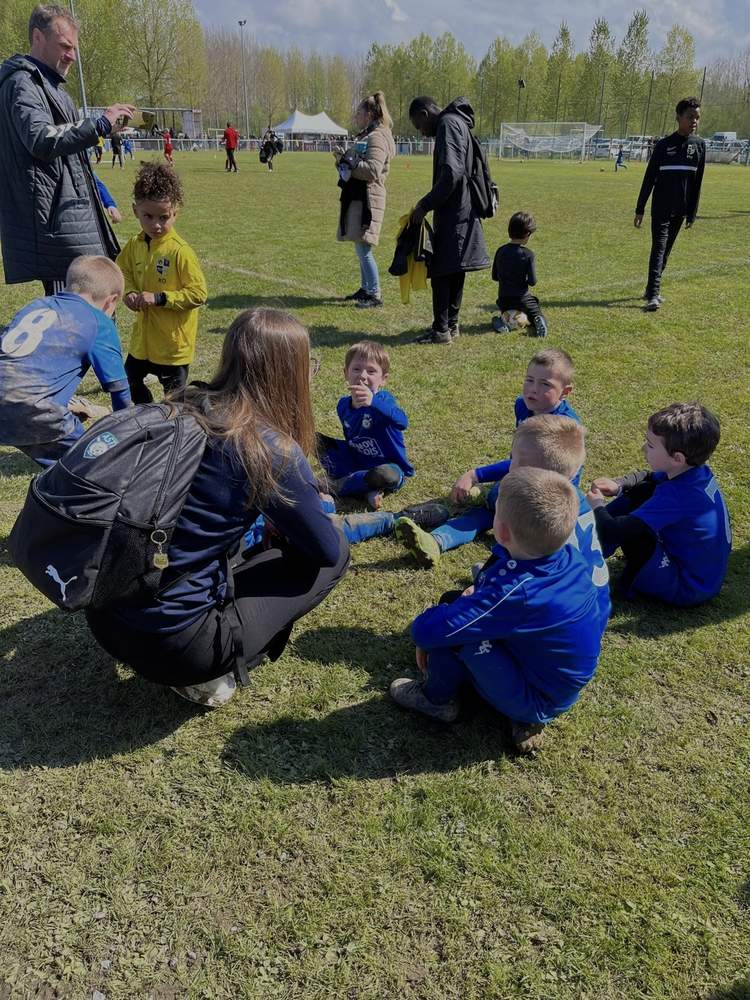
[335,91,396,308]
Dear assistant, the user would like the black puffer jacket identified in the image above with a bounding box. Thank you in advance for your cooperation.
[0,54,118,284]
[418,97,489,278]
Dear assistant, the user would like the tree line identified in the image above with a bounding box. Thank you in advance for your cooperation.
[1,0,748,138]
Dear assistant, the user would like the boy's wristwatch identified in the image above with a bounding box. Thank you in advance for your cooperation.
[154,292,167,306]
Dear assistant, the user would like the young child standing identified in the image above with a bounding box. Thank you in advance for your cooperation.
[117,163,207,403]
[491,211,547,338]
[389,468,607,754]
[397,348,578,566]
[587,402,731,606]
[317,340,414,509]
[0,255,130,467]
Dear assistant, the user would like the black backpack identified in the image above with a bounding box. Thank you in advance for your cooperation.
[9,403,207,612]
[468,134,499,219]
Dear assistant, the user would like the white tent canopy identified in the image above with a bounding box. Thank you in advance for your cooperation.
[272,109,348,136]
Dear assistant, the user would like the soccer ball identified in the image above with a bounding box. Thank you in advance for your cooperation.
[502,310,529,331]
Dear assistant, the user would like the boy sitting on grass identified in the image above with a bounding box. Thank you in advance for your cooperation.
[318,340,414,510]
[587,401,731,606]
[0,255,130,468]
[389,467,607,754]
[396,348,579,567]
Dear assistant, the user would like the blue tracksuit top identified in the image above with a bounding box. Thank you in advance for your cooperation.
[412,542,605,711]
[631,464,731,605]
[337,389,414,476]
[475,396,582,485]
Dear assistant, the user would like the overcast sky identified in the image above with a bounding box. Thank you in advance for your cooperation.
[195,0,749,65]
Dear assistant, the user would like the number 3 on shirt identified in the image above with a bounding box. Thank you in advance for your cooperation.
[1,308,56,358]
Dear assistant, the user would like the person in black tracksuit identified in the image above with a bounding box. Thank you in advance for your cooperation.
[635,97,705,311]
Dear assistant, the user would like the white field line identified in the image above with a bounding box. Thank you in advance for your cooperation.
[206,259,339,298]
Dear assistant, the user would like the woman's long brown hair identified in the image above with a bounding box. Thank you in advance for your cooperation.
[177,307,315,507]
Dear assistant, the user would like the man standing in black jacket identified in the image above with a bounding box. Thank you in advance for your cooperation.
[409,96,489,344]
[635,97,705,312]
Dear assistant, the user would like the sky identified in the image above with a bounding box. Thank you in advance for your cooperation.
[195,0,750,65]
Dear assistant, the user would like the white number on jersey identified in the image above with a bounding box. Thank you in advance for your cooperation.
[1,308,57,358]
[568,509,610,588]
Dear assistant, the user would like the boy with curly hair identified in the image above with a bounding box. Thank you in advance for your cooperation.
[117,162,207,403]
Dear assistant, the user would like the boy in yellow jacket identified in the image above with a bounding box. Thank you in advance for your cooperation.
[117,163,207,403]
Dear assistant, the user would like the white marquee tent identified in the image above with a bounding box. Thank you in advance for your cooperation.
[272,109,348,137]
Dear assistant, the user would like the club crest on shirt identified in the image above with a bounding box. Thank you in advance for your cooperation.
[361,413,372,430]
[155,257,171,275]
[686,143,696,158]
[83,431,118,459]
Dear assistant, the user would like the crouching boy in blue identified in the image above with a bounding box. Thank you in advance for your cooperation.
[390,467,606,753]
[587,402,731,605]
[0,256,130,467]
[318,340,414,509]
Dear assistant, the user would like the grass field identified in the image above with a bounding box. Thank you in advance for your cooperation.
[0,151,749,1000]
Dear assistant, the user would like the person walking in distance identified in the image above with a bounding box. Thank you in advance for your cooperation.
[635,97,705,312]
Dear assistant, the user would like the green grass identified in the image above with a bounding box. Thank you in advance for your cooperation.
[1,152,749,999]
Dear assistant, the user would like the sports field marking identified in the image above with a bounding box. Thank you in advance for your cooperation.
[206,259,339,298]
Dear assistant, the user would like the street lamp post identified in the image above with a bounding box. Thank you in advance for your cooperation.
[238,19,249,138]
[68,0,88,115]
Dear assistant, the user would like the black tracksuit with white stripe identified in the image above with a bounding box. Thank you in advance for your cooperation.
[636,131,706,298]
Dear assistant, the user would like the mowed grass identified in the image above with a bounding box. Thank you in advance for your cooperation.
[0,152,749,1000]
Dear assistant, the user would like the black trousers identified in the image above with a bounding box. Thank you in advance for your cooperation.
[646,214,684,297]
[431,272,466,334]
[226,148,237,171]
[125,354,189,404]
[497,292,544,323]
[86,538,350,685]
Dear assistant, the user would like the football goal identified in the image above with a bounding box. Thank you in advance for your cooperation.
[495,122,603,160]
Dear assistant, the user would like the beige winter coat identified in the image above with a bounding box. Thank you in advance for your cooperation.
[336,124,396,246]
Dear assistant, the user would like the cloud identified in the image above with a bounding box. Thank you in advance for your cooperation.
[196,0,750,64]
[384,0,408,22]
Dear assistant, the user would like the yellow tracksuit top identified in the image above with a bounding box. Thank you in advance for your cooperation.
[116,229,208,366]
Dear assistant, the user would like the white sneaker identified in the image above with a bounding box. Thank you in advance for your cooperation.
[170,672,237,707]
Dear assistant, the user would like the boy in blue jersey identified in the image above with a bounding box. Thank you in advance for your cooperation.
[0,256,131,468]
[396,348,578,566]
[587,402,731,606]
[390,467,606,753]
[318,340,414,509]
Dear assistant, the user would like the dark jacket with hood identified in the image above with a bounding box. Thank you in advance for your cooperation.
[0,54,118,285]
[417,97,489,278]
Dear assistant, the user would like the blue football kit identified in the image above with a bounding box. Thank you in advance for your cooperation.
[320,389,414,498]
[413,542,605,724]
[430,396,583,553]
[609,465,731,605]
[0,292,129,465]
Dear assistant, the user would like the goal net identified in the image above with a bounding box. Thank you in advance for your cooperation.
[496,122,602,159]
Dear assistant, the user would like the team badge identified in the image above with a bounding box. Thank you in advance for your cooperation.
[83,431,118,459]
[361,414,372,429]
[155,257,171,275]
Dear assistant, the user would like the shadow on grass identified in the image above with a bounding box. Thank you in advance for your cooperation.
[0,450,37,478]
[704,981,750,1000]
[207,293,335,311]
[308,325,430,349]
[542,296,644,310]
[222,695,515,784]
[608,544,750,640]
[0,609,194,770]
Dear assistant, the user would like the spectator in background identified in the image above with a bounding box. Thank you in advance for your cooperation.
[223,121,239,172]
[408,96,490,344]
[0,3,134,293]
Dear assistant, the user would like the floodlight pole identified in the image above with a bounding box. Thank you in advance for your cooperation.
[238,20,249,138]
[68,0,88,115]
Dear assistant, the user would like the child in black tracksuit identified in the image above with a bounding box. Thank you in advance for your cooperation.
[635,96,706,311]
[491,212,547,338]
